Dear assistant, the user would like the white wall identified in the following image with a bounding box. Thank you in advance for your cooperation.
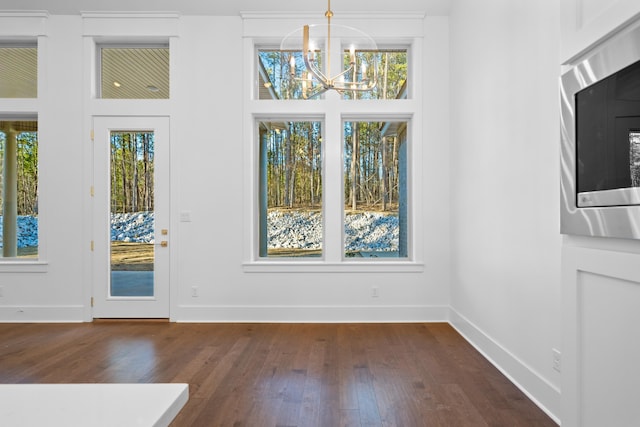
[172,15,451,322]
[449,0,562,421]
[0,15,86,321]
[560,1,640,425]
[0,13,451,322]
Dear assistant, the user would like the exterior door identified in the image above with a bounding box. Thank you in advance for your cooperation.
[92,116,170,318]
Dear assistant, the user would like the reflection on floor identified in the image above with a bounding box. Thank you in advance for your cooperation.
[111,271,153,296]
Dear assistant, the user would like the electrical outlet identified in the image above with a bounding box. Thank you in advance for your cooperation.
[552,348,561,372]
[372,287,379,298]
[191,286,198,297]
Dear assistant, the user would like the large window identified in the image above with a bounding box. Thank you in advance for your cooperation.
[256,118,409,260]
[258,121,323,257]
[248,24,418,267]
[344,121,407,258]
[0,120,38,258]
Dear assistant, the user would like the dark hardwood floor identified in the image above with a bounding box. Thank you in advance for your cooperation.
[0,322,557,426]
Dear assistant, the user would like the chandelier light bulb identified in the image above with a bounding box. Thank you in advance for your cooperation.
[289,56,296,75]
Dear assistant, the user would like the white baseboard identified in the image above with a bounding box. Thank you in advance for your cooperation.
[448,307,561,425]
[173,304,449,323]
[0,305,85,322]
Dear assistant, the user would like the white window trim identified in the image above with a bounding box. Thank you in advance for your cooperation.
[0,12,48,272]
[242,13,424,272]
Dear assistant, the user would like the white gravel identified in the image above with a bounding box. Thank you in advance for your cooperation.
[1,210,399,252]
[268,210,398,252]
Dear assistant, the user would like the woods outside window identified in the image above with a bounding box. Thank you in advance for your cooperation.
[0,121,38,259]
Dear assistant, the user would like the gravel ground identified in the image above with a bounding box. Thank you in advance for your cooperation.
[267,210,398,252]
[1,210,399,252]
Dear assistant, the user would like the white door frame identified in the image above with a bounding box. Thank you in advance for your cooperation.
[92,116,170,318]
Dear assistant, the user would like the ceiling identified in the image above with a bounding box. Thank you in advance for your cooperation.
[0,0,449,16]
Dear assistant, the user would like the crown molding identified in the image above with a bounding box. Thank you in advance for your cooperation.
[81,11,180,19]
[240,11,425,20]
[0,11,48,18]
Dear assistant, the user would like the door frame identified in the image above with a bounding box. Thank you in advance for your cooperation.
[91,116,171,319]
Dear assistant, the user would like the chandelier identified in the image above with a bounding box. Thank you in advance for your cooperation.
[280,0,378,99]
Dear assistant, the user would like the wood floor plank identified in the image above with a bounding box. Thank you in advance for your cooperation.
[0,322,557,427]
[336,325,359,413]
[298,338,325,426]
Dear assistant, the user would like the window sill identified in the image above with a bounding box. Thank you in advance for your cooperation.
[242,261,424,273]
[0,260,49,273]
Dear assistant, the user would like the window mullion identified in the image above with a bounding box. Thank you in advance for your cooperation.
[323,106,343,262]
[322,35,346,262]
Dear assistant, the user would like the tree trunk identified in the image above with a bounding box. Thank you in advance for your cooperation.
[351,123,359,210]
[121,134,128,213]
[382,52,389,99]
[381,136,388,211]
[131,133,138,212]
[111,136,117,212]
[143,133,151,211]
[392,137,398,204]
[284,130,292,208]
[308,123,315,206]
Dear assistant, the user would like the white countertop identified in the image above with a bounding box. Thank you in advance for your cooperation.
[0,383,189,427]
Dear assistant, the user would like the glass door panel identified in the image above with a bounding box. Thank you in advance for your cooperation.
[110,131,155,297]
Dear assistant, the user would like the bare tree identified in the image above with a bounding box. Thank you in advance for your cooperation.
[350,123,359,210]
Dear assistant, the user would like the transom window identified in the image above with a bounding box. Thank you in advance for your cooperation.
[0,44,37,98]
[257,48,407,100]
[99,45,170,99]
